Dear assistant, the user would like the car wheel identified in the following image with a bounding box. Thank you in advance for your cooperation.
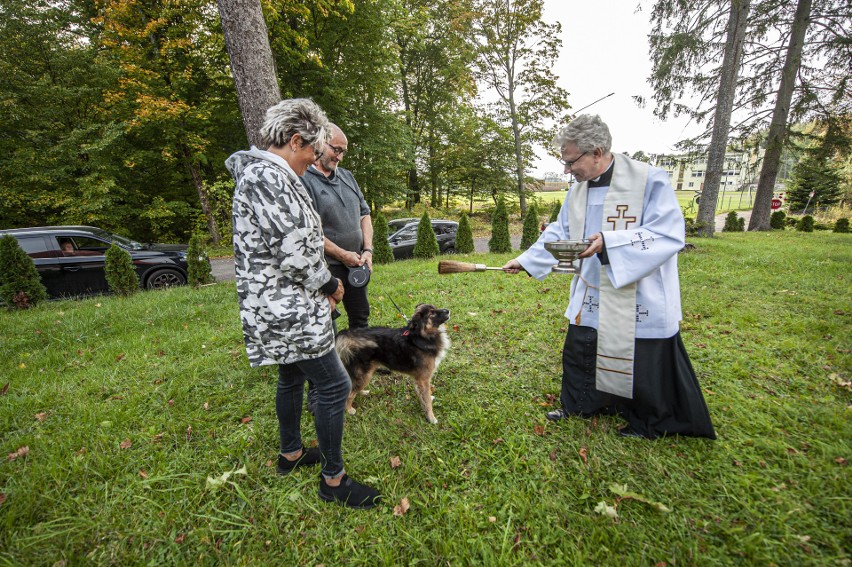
[443,247,456,255]
[145,268,186,289]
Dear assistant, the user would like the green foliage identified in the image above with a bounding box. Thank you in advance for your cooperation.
[455,212,475,254]
[722,211,743,232]
[371,211,394,264]
[549,201,561,222]
[834,218,850,233]
[796,215,815,232]
[520,203,540,250]
[0,235,47,308]
[787,150,844,211]
[187,234,214,287]
[104,244,139,296]
[0,233,850,564]
[489,197,512,253]
[770,210,787,229]
[684,217,709,237]
[412,211,439,259]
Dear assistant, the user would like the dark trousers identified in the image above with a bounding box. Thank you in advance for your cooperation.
[277,351,352,477]
[328,263,370,330]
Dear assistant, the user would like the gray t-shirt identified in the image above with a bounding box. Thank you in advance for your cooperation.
[301,165,370,266]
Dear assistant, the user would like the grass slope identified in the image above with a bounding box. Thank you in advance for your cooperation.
[1,232,849,565]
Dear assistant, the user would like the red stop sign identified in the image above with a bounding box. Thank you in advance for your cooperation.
[771,199,782,210]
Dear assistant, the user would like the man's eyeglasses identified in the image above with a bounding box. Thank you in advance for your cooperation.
[558,151,589,168]
[327,144,347,156]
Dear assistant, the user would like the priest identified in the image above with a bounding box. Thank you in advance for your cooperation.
[503,114,715,439]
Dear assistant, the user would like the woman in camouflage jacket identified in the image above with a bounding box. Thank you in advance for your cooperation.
[226,99,380,509]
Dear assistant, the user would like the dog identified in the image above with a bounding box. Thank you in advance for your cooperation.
[335,304,451,424]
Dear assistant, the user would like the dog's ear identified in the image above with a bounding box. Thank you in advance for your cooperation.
[407,305,428,334]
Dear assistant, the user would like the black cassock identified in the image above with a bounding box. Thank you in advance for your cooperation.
[561,324,716,439]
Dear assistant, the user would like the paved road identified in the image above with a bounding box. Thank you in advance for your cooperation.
[212,211,749,282]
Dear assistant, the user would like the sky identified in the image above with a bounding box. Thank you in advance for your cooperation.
[531,0,703,176]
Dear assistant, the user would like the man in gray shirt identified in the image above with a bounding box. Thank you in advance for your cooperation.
[301,124,374,330]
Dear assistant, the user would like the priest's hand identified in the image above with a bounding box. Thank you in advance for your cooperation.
[502,258,523,274]
[580,233,604,258]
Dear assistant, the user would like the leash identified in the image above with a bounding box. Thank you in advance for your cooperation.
[369,279,409,323]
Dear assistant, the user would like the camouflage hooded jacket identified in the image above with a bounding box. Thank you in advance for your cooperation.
[226,147,336,367]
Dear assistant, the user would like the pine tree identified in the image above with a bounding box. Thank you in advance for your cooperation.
[105,244,140,296]
[549,201,561,222]
[489,197,512,253]
[455,212,475,254]
[520,203,540,250]
[786,151,843,211]
[372,211,395,264]
[413,212,439,259]
[187,233,214,287]
[0,235,47,308]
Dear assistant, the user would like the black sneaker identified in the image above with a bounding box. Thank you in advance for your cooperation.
[318,474,381,509]
[546,408,568,421]
[276,446,321,475]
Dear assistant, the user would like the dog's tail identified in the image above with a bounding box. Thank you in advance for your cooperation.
[335,332,378,366]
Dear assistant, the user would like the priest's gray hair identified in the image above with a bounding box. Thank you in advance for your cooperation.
[260,98,330,149]
[553,114,612,153]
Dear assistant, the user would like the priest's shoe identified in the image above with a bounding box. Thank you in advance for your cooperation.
[617,426,646,438]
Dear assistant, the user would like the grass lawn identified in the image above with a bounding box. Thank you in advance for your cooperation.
[1,231,850,565]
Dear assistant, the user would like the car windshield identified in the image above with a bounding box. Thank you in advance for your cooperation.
[91,228,145,250]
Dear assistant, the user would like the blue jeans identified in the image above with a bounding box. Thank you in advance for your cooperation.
[277,351,352,477]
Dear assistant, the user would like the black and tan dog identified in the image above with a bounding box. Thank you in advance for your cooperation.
[336,304,451,424]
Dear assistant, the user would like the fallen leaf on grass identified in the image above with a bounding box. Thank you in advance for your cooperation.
[168,399,175,406]
[1,383,8,396]
[393,498,410,517]
[488,516,497,523]
[115,353,126,362]
[0,494,6,506]
[8,446,29,461]
[152,433,164,443]
[76,447,87,456]
[579,447,588,464]
[594,501,618,518]
[139,469,149,479]
[120,438,132,449]
[206,466,247,490]
[835,457,847,466]
[34,412,47,422]
[609,483,671,513]
[550,449,557,461]
[186,426,192,441]
[389,456,402,469]
[265,460,273,468]
[240,416,252,424]
[655,562,668,567]
[533,425,545,436]
[175,533,186,544]
[492,438,504,445]
[513,532,521,552]
[203,402,209,411]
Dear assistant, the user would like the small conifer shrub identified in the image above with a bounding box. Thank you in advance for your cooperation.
[105,244,140,296]
[549,201,561,222]
[371,211,395,264]
[413,212,440,259]
[796,215,815,232]
[187,233,214,287]
[455,213,475,254]
[489,197,512,253]
[722,211,742,232]
[0,235,47,308]
[770,210,786,229]
[833,218,849,233]
[520,203,540,250]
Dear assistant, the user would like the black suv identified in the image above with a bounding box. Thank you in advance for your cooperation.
[0,226,192,298]
[387,219,458,260]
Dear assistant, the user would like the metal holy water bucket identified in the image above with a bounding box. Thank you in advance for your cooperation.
[544,240,591,274]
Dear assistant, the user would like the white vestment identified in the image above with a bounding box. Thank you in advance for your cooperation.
[517,153,686,397]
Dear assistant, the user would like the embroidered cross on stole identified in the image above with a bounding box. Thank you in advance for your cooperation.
[567,153,649,399]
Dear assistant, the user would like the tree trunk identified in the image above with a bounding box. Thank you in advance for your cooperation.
[508,84,526,214]
[697,0,751,236]
[749,0,811,231]
[179,145,221,244]
[217,0,280,148]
